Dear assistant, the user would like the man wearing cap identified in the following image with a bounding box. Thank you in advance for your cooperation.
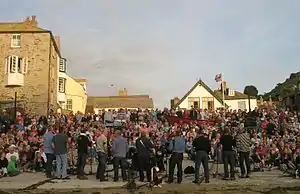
[111,130,128,182]
[235,127,251,178]
[192,130,210,183]
[166,131,186,184]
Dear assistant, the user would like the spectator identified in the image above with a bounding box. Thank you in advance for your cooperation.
[52,127,69,179]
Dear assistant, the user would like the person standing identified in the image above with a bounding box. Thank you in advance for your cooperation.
[235,127,251,178]
[220,127,236,180]
[96,129,108,181]
[52,127,69,179]
[43,126,55,178]
[192,130,210,183]
[166,131,186,184]
[77,129,91,180]
[136,131,154,182]
[111,130,128,182]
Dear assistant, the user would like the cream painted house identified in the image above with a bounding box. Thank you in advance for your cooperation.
[58,77,87,114]
[171,79,257,111]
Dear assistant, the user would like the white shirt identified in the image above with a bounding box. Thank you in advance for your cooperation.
[6,152,19,162]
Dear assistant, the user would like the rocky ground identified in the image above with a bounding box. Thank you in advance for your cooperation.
[0,161,299,194]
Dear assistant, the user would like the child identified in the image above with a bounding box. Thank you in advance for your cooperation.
[0,152,8,177]
[7,155,19,176]
[33,151,45,172]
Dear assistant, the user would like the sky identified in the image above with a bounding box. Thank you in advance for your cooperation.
[1,0,300,108]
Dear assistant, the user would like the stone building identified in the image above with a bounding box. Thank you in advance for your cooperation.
[0,16,63,116]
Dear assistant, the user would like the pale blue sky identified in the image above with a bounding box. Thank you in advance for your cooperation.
[1,0,300,108]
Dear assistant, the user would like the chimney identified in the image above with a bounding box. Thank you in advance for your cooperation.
[119,88,127,96]
[54,36,61,52]
[24,15,37,26]
[31,15,36,21]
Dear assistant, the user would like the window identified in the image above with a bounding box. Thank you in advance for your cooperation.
[59,58,67,72]
[238,101,246,110]
[188,97,200,109]
[11,34,21,47]
[58,77,66,93]
[66,99,72,110]
[4,56,28,74]
[228,89,235,96]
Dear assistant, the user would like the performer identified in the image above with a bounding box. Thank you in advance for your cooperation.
[166,131,186,184]
[235,127,251,178]
[76,128,91,180]
[220,127,236,180]
[192,130,210,183]
[136,131,154,182]
[96,129,108,181]
[111,130,128,182]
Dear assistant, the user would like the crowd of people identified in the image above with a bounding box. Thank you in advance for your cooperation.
[0,106,299,184]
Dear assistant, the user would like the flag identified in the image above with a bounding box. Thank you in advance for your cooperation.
[215,73,222,82]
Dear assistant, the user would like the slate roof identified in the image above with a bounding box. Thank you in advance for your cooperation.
[0,16,61,57]
[213,90,257,100]
[87,95,154,109]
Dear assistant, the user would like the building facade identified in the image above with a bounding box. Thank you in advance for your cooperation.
[0,16,70,116]
[171,79,257,111]
[58,77,87,114]
[86,88,154,113]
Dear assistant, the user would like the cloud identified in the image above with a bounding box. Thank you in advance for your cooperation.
[1,0,300,108]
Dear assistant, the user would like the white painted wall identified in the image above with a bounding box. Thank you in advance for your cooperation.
[225,99,257,111]
[178,84,223,109]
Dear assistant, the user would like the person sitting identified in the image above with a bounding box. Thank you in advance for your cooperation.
[0,152,8,177]
[7,155,19,176]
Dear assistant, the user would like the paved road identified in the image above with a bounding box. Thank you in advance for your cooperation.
[0,160,299,193]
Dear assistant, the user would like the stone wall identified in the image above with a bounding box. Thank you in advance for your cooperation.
[0,32,58,116]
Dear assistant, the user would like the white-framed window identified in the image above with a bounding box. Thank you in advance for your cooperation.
[59,58,67,72]
[58,77,66,93]
[66,99,72,110]
[4,55,28,74]
[238,101,246,110]
[228,89,235,96]
[11,34,21,48]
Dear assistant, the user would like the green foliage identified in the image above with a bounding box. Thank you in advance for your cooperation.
[263,72,300,100]
[244,85,258,97]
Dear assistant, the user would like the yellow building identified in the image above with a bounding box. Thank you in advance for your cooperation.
[59,77,87,114]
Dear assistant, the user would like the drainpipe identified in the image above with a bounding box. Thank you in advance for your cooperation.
[47,37,52,117]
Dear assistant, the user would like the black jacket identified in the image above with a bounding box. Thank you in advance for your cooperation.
[192,136,210,153]
[136,137,154,158]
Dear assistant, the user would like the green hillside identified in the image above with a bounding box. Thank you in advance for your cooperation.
[263,72,300,100]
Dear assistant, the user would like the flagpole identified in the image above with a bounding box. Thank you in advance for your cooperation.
[221,74,225,107]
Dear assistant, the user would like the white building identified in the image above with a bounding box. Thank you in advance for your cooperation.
[171,79,257,111]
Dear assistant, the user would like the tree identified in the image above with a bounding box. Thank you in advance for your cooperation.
[244,85,258,97]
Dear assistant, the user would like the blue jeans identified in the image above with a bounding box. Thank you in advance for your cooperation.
[96,152,106,180]
[56,154,68,178]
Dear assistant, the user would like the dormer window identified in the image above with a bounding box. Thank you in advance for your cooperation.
[5,56,28,74]
[11,34,21,48]
[228,88,235,96]
[59,58,67,72]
